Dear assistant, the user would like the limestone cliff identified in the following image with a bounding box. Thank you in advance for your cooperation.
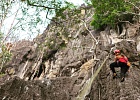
[0,5,140,100]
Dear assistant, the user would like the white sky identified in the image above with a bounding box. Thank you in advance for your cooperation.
[2,0,85,42]
[67,0,85,5]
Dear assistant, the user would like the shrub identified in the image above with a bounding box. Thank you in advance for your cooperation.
[91,0,139,29]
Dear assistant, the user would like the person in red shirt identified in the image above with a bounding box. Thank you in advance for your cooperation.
[110,49,130,82]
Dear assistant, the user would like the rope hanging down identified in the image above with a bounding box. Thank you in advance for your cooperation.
[76,48,113,100]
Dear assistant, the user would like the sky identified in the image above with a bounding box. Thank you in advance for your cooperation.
[2,0,86,42]
[67,0,85,5]
[0,0,86,53]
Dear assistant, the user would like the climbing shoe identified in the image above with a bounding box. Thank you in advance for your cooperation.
[121,77,125,82]
[113,73,117,79]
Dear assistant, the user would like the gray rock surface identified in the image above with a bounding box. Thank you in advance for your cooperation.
[0,5,140,100]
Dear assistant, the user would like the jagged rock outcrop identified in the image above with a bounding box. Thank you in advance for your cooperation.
[0,5,140,100]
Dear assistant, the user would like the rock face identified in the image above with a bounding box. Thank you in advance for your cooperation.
[0,6,140,100]
[0,77,77,100]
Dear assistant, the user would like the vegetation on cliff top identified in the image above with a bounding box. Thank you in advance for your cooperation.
[91,0,140,29]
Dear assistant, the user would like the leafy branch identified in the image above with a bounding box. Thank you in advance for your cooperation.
[125,1,140,11]
[91,0,140,29]
[26,0,56,10]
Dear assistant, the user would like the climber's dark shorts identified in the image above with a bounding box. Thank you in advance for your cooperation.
[110,61,129,78]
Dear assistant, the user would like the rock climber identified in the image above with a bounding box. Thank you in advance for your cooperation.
[110,49,131,82]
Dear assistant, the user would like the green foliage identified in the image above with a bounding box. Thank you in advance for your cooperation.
[91,0,139,29]
[83,0,92,5]
[55,1,76,18]
[0,45,12,71]
[0,72,5,77]
[59,41,66,49]
[0,32,3,40]
[0,0,81,41]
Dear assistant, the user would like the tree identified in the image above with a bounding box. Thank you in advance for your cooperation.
[0,0,78,72]
[91,0,140,29]
[0,0,77,43]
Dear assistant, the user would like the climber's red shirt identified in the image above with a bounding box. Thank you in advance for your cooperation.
[115,54,128,63]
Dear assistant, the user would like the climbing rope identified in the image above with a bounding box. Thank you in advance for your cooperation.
[76,48,114,100]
